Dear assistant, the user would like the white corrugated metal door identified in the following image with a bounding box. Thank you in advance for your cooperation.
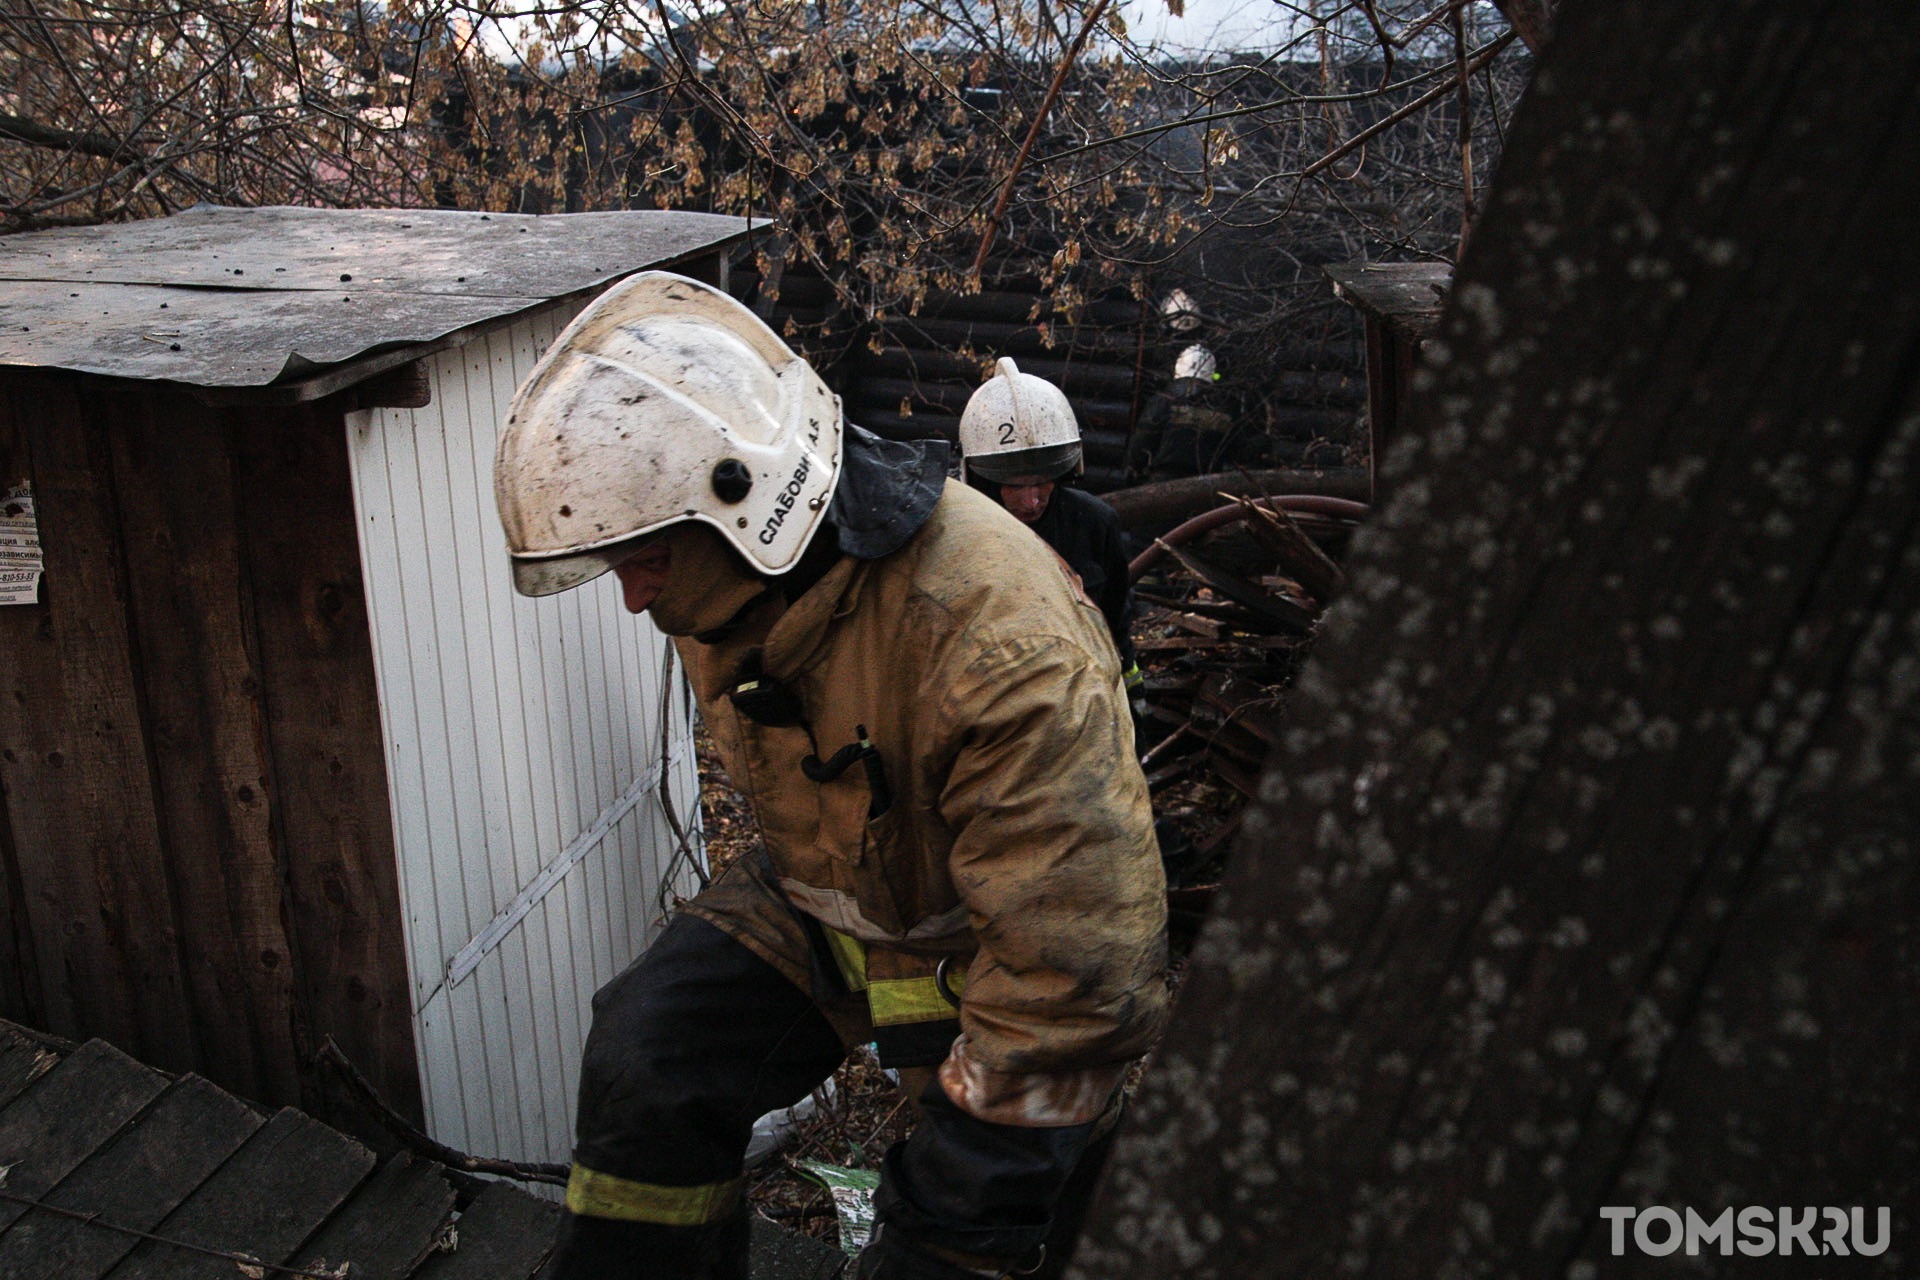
[344,298,706,1176]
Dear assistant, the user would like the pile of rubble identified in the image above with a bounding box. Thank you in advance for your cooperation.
[1128,491,1367,900]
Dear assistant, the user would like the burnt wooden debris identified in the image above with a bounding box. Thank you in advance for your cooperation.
[839,284,1159,491]
[1100,465,1373,535]
[1128,492,1366,899]
[0,1020,849,1280]
[722,264,1167,490]
[1074,1,1919,1277]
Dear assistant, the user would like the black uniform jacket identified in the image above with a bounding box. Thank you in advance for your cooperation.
[1025,485,1137,671]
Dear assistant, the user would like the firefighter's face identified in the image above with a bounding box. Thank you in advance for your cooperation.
[998,477,1055,524]
[613,541,674,614]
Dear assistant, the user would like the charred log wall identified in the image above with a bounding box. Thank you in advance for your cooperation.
[727,259,1368,492]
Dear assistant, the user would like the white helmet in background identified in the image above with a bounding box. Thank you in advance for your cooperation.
[1160,288,1203,333]
[495,271,843,597]
[1174,343,1218,382]
[957,357,1083,483]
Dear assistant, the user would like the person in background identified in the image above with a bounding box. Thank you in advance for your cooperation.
[1125,343,1237,481]
[958,358,1142,696]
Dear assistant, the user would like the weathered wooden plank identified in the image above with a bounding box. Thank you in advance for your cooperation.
[100,387,302,1109]
[0,716,39,1030]
[288,1153,456,1280]
[1359,316,1388,470]
[0,1020,60,1110]
[0,1039,169,1234]
[104,1106,375,1280]
[1324,261,1451,333]
[0,392,37,1026]
[0,379,191,1065]
[0,858,35,1035]
[408,1183,560,1280]
[0,1074,262,1280]
[229,408,421,1130]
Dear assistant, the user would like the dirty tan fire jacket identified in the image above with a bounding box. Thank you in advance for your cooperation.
[679,480,1168,1127]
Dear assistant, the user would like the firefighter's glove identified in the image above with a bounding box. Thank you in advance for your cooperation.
[855,1225,1042,1280]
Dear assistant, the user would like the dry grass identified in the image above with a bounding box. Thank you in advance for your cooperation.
[746,1047,919,1240]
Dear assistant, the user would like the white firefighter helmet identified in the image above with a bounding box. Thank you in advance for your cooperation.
[494,270,843,597]
[957,357,1083,484]
[1160,288,1203,333]
[1174,343,1218,382]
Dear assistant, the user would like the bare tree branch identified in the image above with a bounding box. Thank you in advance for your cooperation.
[0,110,135,160]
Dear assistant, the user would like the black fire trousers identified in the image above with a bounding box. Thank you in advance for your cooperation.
[541,914,1107,1280]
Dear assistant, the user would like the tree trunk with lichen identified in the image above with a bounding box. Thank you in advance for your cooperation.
[1071,2,1919,1277]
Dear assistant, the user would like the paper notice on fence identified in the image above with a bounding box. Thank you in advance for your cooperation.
[0,483,42,606]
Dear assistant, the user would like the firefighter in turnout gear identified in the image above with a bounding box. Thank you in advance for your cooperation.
[1126,344,1237,481]
[495,273,1169,1280]
[957,358,1141,694]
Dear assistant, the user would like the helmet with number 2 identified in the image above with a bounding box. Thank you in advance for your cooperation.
[957,357,1083,484]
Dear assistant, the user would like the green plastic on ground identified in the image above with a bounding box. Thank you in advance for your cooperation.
[795,1160,882,1256]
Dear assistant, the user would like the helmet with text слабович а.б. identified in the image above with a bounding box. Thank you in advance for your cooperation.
[494,270,844,597]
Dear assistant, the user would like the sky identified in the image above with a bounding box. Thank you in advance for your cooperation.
[1114,0,1314,59]
[1113,0,1509,60]
[468,0,1507,69]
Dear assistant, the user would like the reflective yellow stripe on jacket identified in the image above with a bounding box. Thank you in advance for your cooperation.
[824,928,869,992]
[824,929,964,1026]
[868,974,963,1026]
[566,1165,742,1225]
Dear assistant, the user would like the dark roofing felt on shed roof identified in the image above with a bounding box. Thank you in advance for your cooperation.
[0,1020,849,1280]
[0,205,750,398]
[0,1019,559,1280]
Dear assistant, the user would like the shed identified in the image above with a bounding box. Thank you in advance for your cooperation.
[0,205,747,1173]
